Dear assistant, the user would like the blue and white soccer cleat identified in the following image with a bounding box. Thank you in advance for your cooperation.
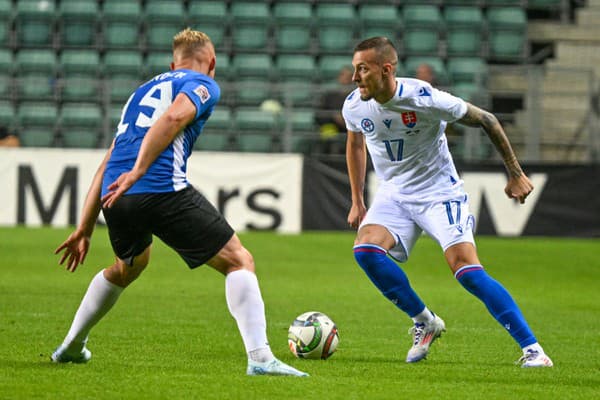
[51,344,92,364]
[517,349,553,368]
[406,314,446,363]
[247,358,309,377]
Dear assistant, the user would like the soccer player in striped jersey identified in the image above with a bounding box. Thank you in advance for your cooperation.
[343,37,552,368]
[51,28,307,377]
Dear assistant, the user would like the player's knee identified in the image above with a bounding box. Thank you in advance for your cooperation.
[355,225,395,249]
[104,264,127,287]
[236,246,255,273]
[209,244,255,275]
[105,259,147,288]
[132,248,150,268]
[445,242,480,273]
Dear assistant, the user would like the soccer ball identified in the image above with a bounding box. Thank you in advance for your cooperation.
[288,311,339,359]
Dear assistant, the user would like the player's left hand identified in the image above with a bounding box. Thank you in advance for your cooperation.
[504,175,534,204]
[101,171,138,208]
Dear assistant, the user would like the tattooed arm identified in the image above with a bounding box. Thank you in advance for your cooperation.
[457,103,534,204]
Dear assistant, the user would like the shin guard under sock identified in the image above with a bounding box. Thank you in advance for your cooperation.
[353,244,425,317]
[455,265,536,347]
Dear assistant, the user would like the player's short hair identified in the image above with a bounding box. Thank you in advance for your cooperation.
[354,37,398,70]
[172,28,213,59]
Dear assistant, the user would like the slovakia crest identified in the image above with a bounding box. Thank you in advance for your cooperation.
[401,112,417,128]
[361,118,375,133]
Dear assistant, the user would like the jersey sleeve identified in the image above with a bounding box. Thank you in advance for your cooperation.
[342,93,362,133]
[428,87,468,122]
[180,77,221,121]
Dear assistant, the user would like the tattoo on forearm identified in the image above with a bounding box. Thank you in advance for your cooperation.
[457,107,481,127]
[459,105,523,177]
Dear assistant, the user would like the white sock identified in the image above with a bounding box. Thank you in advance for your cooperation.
[62,270,123,352]
[225,269,274,363]
[412,307,435,324]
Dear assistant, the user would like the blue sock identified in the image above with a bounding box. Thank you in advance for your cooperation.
[455,265,536,348]
[353,244,425,317]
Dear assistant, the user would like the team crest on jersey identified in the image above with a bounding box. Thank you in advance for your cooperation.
[361,118,375,132]
[401,112,417,128]
[194,84,211,103]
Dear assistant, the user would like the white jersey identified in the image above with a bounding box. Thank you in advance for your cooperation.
[342,78,468,200]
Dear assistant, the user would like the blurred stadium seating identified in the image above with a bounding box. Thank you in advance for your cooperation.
[0,0,595,163]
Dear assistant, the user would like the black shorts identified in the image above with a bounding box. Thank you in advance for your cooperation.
[102,186,234,268]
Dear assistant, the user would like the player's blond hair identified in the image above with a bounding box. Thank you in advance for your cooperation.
[172,28,213,59]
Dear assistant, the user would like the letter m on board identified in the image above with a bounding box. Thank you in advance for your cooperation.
[17,165,78,225]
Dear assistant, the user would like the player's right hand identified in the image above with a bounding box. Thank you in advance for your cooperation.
[55,230,90,272]
[347,203,367,229]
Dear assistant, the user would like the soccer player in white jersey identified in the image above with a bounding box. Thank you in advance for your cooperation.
[51,29,307,377]
[343,37,552,368]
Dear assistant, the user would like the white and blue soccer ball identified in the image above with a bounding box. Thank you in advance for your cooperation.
[288,311,339,359]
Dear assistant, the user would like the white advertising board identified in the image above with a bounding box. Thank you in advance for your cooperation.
[0,148,303,233]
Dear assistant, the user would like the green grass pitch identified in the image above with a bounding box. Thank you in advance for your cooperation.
[0,227,598,399]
